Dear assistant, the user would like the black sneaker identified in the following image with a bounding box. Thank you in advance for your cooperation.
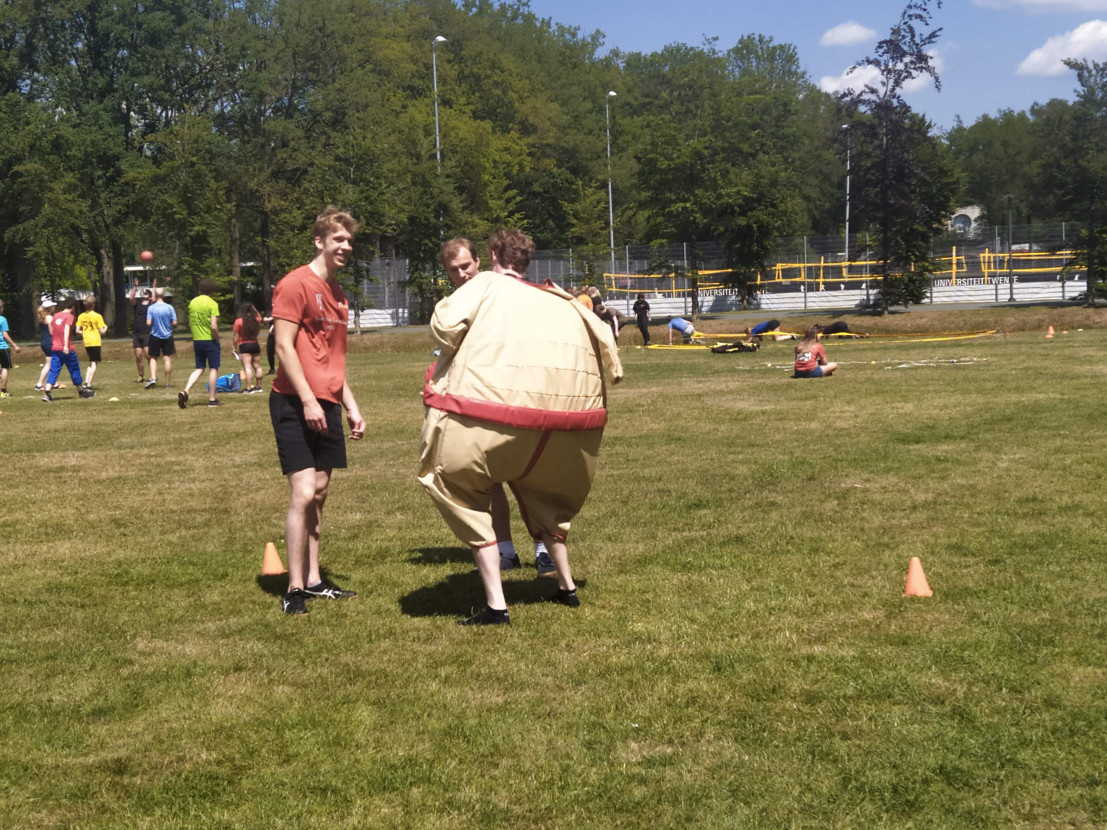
[550,588,580,607]
[303,579,357,600]
[282,588,309,615]
[144,379,158,389]
[207,398,224,407]
[535,548,557,577]
[457,605,510,626]
[41,391,52,402]
[78,387,95,399]
[499,552,521,571]
[177,390,188,409]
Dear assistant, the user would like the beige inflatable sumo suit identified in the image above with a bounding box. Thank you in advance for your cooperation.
[418,271,623,548]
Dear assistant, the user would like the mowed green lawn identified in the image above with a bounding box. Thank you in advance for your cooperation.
[2,318,1105,828]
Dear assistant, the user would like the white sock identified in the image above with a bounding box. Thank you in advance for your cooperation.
[534,541,548,558]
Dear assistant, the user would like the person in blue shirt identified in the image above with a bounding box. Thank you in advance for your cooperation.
[146,286,178,388]
[667,316,699,344]
[0,299,22,397]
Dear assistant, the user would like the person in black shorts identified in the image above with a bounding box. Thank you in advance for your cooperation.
[129,277,153,383]
[146,286,178,388]
[269,207,366,616]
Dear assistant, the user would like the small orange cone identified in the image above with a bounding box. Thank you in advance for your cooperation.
[1046,325,1054,339]
[262,541,287,575]
[903,556,933,597]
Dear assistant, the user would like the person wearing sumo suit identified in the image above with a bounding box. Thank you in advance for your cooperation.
[418,229,623,626]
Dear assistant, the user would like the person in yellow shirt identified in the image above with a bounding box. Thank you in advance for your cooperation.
[76,297,107,390]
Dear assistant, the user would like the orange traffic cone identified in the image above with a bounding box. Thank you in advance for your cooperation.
[903,556,933,597]
[262,541,287,575]
[1046,325,1055,339]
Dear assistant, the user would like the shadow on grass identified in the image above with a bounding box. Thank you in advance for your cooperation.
[398,571,587,618]
[408,546,472,565]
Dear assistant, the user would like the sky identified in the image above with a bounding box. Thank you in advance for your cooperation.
[522,0,1107,131]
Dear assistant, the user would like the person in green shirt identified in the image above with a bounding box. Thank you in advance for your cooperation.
[179,278,223,408]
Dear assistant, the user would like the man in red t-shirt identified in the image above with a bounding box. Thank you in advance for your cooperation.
[42,298,94,402]
[269,206,367,616]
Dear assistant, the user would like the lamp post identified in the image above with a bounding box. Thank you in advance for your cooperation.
[842,123,851,261]
[432,35,447,171]
[606,90,617,286]
[1006,193,1015,302]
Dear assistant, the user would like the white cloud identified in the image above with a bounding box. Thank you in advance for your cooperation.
[1017,20,1107,75]
[975,0,1107,10]
[820,21,878,48]
[818,51,945,96]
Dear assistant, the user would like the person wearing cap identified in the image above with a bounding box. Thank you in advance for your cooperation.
[34,301,55,391]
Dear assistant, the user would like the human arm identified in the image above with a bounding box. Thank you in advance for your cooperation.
[209,314,219,342]
[429,276,481,353]
[342,380,366,440]
[668,324,674,345]
[61,319,70,353]
[3,331,19,352]
[273,318,327,432]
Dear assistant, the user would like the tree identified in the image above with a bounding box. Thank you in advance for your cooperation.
[1037,60,1107,302]
[838,0,959,314]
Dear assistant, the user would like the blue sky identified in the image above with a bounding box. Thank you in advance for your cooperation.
[522,0,1107,131]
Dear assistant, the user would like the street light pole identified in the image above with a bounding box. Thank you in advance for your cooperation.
[1006,194,1015,302]
[606,91,617,287]
[842,123,851,261]
[433,35,447,171]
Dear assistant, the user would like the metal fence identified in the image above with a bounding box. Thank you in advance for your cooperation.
[352,221,1089,326]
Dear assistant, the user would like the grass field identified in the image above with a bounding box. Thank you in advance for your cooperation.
[2,308,1106,828]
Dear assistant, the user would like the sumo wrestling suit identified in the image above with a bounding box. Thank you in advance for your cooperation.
[418,270,624,549]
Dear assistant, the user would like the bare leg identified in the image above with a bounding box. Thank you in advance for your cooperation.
[134,347,145,380]
[207,367,217,401]
[164,356,172,386]
[184,367,203,395]
[541,534,575,592]
[472,542,507,611]
[85,361,97,386]
[285,468,330,591]
[148,355,158,382]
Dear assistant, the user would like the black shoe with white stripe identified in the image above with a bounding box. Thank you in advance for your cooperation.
[304,579,357,600]
[282,588,309,615]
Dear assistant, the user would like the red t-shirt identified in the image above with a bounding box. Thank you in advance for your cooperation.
[233,316,259,344]
[794,342,826,373]
[270,264,349,404]
[50,310,75,351]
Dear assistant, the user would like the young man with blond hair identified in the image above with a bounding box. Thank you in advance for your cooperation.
[270,206,366,615]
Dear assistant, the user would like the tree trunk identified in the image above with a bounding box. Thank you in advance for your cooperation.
[230,214,241,308]
[261,206,273,303]
[111,240,128,337]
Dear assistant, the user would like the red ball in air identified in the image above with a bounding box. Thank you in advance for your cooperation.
[140,250,154,262]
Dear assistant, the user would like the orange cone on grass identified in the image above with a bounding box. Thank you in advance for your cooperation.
[1046,325,1055,339]
[903,556,933,597]
[262,541,287,575]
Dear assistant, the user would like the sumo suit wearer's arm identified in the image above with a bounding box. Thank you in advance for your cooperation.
[429,273,484,356]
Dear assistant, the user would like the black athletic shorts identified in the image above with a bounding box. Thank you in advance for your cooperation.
[84,346,102,363]
[132,334,150,349]
[269,392,346,475]
[238,341,260,355]
[148,336,175,358]
[0,350,12,370]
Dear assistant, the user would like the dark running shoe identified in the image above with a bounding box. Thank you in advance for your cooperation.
[499,552,521,571]
[457,606,510,626]
[282,588,308,615]
[177,390,188,409]
[550,588,580,607]
[207,398,224,407]
[78,387,95,399]
[41,391,52,402]
[535,548,557,577]
[303,579,357,600]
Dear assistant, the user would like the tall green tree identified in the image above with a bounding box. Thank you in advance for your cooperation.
[839,0,959,314]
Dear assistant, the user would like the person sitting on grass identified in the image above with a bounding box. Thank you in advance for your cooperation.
[793,326,837,378]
